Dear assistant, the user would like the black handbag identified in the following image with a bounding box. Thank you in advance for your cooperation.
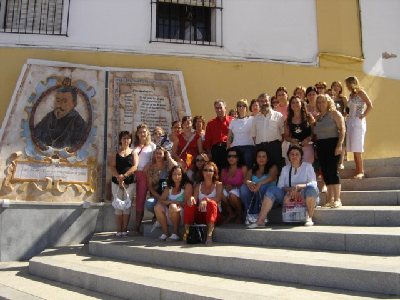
[186,224,208,244]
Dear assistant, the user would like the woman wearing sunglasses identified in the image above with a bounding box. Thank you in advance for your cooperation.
[184,161,223,245]
[221,148,246,224]
[187,153,209,185]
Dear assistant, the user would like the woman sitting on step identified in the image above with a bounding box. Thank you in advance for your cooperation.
[184,161,223,245]
[154,165,192,241]
[240,148,279,225]
[250,145,319,228]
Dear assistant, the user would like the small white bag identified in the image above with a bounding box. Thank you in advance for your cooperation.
[112,186,131,211]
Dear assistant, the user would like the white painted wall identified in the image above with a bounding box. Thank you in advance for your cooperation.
[360,0,400,80]
[0,0,319,64]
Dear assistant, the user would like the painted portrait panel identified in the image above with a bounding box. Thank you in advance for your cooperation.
[29,82,92,153]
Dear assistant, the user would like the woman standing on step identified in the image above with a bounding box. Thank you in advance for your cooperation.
[134,124,156,234]
[345,76,373,179]
[109,131,138,237]
[184,161,223,245]
[284,96,315,164]
[314,94,345,208]
[155,165,192,241]
[172,116,203,171]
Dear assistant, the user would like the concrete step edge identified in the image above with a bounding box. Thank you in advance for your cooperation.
[88,239,400,295]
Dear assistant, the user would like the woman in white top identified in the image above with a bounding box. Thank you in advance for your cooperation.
[155,165,192,241]
[250,145,319,228]
[227,99,255,168]
[184,161,223,245]
[344,76,373,179]
[133,123,156,234]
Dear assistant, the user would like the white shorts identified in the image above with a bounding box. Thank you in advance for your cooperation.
[112,182,135,215]
[223,188,240,198]
[346,117,366,153]
[157,203,184,225]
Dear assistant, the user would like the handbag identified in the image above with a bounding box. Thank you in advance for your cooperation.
[282,166,307,223]
[245,191,262,225]
[112,186,132,211]
[186,224,208,244]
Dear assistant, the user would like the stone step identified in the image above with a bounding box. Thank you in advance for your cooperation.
[344,157,400,169]
[87,235,400,296]
[335,190,400,206]
[340,165,400,179]
[144,224,400,255]
[313,206,400,226]
[341,177,400,191]
[28,247,387,300]
[0,260,121,300]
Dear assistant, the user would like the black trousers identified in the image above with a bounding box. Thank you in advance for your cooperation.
[316,137,340,185]
[255,140,283,170]
[211,143,228,173]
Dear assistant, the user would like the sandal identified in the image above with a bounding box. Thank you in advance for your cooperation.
[353,173,365,179]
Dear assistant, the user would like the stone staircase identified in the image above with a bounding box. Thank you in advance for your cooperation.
[18,158,400,299]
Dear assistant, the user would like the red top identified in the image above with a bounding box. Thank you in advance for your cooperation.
[204,115,233,151]
[177,132,200,168]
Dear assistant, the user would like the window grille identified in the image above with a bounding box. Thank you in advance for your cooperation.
[0,0,70,35]
[150,0,223,46]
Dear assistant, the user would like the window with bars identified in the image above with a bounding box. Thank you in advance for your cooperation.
[150,0,223,46]
[0,0,70,35]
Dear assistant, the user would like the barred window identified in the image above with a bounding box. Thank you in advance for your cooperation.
[150,0,223,46]
[0,0,70,35]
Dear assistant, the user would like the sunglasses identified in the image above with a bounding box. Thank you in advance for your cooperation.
[237,104,246,108]
[227,154,238,158]
[196,158,205,162]
[203,169,214,173]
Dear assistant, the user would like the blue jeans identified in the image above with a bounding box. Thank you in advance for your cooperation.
[233,145,255,169]
[301,183,320,205]
[240,183,273,212]
[264,186,285,204]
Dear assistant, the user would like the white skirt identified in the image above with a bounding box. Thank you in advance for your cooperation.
[346,117,366,153]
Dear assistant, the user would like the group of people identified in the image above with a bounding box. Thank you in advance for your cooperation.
[109,75,373,244]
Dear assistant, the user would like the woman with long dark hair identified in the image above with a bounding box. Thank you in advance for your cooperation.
[285,96,315,163]
[155,165,192,241]
[240,148,278,225]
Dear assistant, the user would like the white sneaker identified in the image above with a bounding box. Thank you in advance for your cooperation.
[304,218,314,226]
[121,231,128,237]
[150,221,161,233]
[159,233,168,241]
[115,232,122,237]
[167,233,180,241]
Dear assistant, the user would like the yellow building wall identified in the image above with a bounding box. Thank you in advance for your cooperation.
[316,0,363,58]
[0,47,398,159]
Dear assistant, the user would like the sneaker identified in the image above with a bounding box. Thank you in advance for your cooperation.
[338,164,345,170]
[121,231,128,237]
[304,218,314,226]
[323,201,333,208]
[167,233,180,241]
[247,223,266,229]
[115,232,122,237]
[150,221,161,233]
[159,233,168,241]
[332,200,342,208]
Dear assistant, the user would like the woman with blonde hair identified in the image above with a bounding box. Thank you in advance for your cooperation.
[293,86,306,101]
[133,123,156,234]
[344,76,373,179]
[227,99,255,168]
[314,94,346,208]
